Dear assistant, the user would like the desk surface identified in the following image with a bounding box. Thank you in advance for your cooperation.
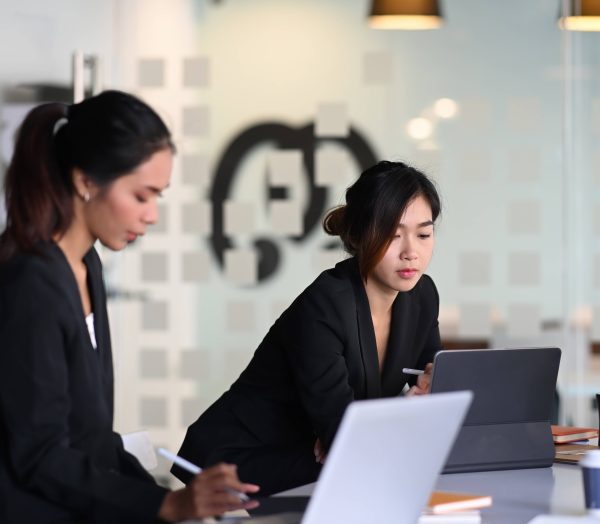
[276,463,586,523]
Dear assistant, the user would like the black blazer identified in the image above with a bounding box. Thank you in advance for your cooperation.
[177,257,442,488]
[0,243,166,524]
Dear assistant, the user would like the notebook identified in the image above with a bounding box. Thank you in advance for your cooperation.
[425,491,492,514]
[551,425,598,444]
[430,347,561,473]
[248,391,473,524]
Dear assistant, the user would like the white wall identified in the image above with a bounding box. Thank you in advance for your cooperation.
[0,0,116,97]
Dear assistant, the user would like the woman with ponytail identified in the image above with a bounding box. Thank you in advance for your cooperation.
[175,161,443,496]
[0,91,258,523]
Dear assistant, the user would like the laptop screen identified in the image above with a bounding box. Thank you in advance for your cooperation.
[302,391,473,524]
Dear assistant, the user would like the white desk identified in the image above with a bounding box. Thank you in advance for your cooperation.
[433,464,583,523]
[275,464,587,523]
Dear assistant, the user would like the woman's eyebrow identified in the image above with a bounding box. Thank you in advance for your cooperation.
[398,220,434,228]
[145,184,170,194]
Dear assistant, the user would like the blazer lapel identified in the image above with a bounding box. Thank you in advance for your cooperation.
[46,243,113,413]
[46,243,88,333]
[83,247,115,414]
[48,243,104,354]
[347,261,381,398]
[381,291,420,396]
[84,248,105,354]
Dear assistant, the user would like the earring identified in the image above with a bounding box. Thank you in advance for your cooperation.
[83,192,90,203]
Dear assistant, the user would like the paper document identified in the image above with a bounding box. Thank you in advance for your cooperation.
[528,516,600,523]
[419,510,481,523]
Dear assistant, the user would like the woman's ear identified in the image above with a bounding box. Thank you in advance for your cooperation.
[72,168,92,202]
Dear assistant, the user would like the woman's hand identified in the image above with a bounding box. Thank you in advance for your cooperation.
[406,363,433,396]
[158,463,259,522]
[314,438,327,464]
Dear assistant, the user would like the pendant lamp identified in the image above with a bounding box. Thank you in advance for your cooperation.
[559,0,600,31]
[368,0,443,30]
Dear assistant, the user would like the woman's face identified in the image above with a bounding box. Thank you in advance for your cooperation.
[83,148,173,251]
[368,194,435,296]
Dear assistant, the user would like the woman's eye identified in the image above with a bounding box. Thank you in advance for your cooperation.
[136,195,147,203]
[419,234,432,239]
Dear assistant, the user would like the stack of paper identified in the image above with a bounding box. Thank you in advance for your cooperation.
[528,516,600,523]
[419,510,482,523]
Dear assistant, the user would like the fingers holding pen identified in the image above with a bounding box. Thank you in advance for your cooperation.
[189,463,260,516]
[403,363,433,396]
[416,363,433,393]
[158,463,259,522]
[198,462,260,500]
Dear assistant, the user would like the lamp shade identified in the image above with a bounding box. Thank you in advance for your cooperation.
[559,0,600,31]
[368,0,443,30]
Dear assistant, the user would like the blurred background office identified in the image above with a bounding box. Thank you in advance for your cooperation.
[1,0,599,484]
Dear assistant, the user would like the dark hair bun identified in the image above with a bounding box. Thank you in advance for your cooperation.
[323,206,346,237]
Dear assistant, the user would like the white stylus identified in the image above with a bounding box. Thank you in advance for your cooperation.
[402,368,425,376]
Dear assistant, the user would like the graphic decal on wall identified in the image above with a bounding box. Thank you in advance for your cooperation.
[210,122,377,282]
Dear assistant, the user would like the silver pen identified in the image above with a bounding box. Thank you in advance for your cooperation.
[402,367,425,376]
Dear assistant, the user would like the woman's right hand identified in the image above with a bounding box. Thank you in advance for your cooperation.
[158,463,260,522]
[405,362,433,396]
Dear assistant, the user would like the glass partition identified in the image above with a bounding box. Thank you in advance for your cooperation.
[1,0,599,484]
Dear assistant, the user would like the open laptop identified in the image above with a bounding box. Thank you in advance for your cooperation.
[248,391,472,524]
[430,347,561,473]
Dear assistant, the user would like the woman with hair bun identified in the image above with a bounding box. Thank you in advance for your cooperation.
[0,90,258,523]
[175,160,443,496]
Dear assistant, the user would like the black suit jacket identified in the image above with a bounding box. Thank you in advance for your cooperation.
[176,257,442,489]
[0,243,167,524]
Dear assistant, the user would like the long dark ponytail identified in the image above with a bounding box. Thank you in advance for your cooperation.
[1,103,72,259]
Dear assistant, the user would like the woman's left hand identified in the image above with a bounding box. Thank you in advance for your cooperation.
[314,438,327,464]
[406,363,433,396]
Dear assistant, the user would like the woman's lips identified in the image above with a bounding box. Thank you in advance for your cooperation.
[397,269,418,279]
